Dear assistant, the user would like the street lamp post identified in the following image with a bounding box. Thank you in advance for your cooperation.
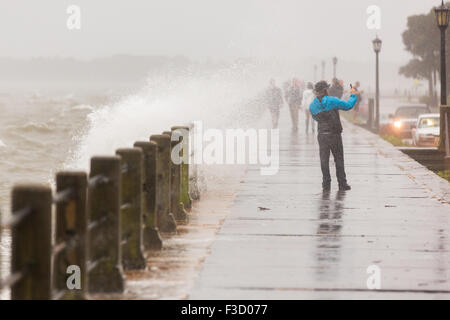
[314,64,318,82]
[321,60,326,80]
[372,36,382,132]
[434,0,450,154]
[332,57,338,79]
[434,49,440,106]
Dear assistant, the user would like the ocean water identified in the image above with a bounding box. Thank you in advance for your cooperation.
[0,64,279,298]
[0,93,95,215]
[0,92,94,299]
[0,65,275,215]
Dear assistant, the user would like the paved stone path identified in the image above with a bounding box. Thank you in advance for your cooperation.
[189,109,450,299]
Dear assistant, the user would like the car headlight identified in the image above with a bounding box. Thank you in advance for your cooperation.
[394,121,402,129]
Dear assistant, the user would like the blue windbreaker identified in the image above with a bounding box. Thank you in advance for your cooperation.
[309,94,357,134]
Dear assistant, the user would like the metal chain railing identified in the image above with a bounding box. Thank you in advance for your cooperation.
[0,123,198,300]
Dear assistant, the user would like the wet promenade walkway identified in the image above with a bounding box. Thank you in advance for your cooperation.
[189,111,450,299]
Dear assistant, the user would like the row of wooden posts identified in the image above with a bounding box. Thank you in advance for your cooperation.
[0,125,199,300]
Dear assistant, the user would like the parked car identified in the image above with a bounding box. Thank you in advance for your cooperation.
[412,113,440,147]
[389,105,431,138]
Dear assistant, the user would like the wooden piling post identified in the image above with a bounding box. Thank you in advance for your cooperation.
[87,156,125,293]
[11,184,52,300]
[134,141,162,250]
[54,172,88,300]
[150,135,177,233]
[164,130,188,223]
[116,148,146,270]
[171,126,192,210]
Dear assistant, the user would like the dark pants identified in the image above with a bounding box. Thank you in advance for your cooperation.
[269,107,280,129]
[318,133,347,187]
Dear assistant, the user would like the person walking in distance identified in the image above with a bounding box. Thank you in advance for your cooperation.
[302,82,316,134]
[286,78,303,131]
[265,79,284,129]
[339,80,345,93]
[329,78,344,99]
[309,81,358,191]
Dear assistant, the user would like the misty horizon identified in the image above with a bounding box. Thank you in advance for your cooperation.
[0,1,436,61]
[0,54,432,96]
[0,0,443,95]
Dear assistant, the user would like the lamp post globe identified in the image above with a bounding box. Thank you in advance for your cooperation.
[372,36,382,53]
[435,0,450,29]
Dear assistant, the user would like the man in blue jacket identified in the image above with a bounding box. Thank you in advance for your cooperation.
[309,81,357,191]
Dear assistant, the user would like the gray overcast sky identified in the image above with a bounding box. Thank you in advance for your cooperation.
[0,0,438,62]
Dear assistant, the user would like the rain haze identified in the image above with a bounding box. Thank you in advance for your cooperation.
[0,0,435,60]
[0,0,438,90]
[2,0,450,302]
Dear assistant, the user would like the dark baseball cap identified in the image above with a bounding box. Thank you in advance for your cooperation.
[314,81,330,94]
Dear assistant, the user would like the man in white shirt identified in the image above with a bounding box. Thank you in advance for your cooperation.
[302,82,316,134]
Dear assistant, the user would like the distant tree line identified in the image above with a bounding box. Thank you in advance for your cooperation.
[399,2,450,106]
[0,55,233,84]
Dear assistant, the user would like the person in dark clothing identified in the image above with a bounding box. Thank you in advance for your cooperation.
[265,79,284,129]
[285,78,303,131]
[327,79,345,135]
[328,78,344,99]
[309,81,357,191]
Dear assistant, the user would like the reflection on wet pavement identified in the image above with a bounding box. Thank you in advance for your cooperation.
[189,109,450,300]
[315,191,345,281]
